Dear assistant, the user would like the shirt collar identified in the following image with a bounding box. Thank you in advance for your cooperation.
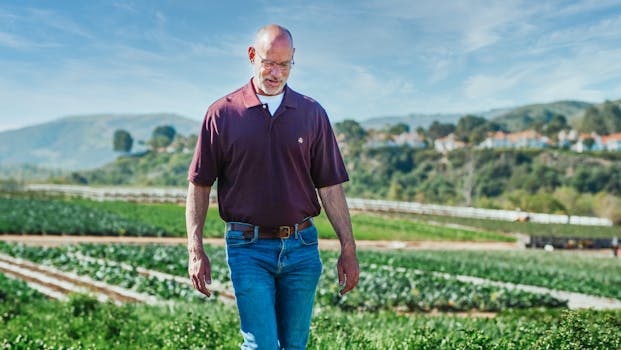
[242,78,298,110]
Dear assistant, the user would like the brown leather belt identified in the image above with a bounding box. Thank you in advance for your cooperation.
[227,220,313,239]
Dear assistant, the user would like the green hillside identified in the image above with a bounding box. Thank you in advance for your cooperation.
[54,144,621,224]
[0,114,200,171]
[491,101,592,132]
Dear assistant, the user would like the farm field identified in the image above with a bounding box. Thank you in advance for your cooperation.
[384,211,620,238]
[0,194,514,242]
[1,193,620,348]
[1,241,620,349]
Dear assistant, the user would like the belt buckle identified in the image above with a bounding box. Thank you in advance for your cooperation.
[279,226,291,239]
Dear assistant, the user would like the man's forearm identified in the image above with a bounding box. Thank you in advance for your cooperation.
[318,184,356,251]
[186,182,211,253]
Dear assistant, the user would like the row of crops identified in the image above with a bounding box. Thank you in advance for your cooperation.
[3,276,618,349]
[42,242,620,301]
[357,249,621,299]
[0,242,567,312]
[0,197,169,236]
[2,266,620,349]
[0,194,513,241]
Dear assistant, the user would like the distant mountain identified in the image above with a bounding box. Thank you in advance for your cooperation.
[359,100,596,133]
[360,113,462,131]
[0,114,201,171]
[490,100,593,132]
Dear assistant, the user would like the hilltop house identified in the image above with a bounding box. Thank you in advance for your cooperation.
[572,133,604,152]
[557,129,578,148]
[365,131,427,149]
[434,133,466,153]
[572,132,621,152]
[479,130,551,149]
[603,132,621,151]
[392,132,427,148]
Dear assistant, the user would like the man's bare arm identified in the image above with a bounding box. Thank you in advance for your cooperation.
[318,183,359,295]
[186,181,212,297]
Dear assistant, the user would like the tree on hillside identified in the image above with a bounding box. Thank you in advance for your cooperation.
[542,113,569,138]
[601,101,621,133]
[334,119,367,142]
[455,115,492,144]
[581,106,610,134]
[387,123,410,135]
[427,121,455,140]
[583,137,595,151]
[149,125,177,149]
[113,129,133,153]
[186,134,198,150]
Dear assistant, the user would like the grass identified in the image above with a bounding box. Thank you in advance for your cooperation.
[1,294,619,349]
[314,211,515,242]
[3,191,616,241]
[384,211,620,238]
[70,198,515,242]
[351,249,621,300]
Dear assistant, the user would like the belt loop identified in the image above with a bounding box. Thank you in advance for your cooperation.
[253,225,259,240]
[294,223,299,239]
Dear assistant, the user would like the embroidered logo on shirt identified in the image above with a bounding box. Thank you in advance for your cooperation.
[298,137,304,144]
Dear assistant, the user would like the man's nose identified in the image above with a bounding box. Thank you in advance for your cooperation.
[268,66,286,75]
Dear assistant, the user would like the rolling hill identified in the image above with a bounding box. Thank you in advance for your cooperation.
[360,101,594,133]
[0,99,617,175]
[490,100,593,132]
[0,114,201,171]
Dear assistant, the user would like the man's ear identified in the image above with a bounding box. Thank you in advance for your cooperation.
[248,46,255,63]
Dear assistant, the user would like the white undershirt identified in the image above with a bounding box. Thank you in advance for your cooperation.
[257,92,284,116]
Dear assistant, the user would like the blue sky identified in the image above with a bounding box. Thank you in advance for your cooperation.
[2,0,621,131]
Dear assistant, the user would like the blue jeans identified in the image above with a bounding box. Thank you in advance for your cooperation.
[225,222,323,350]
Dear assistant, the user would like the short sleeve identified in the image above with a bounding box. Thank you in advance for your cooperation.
[310,110,349,188]
[187,110,222,186]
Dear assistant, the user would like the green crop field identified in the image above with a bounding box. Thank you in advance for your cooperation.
[0,241,620,349]
[1,192,620,348]
[0,194,514,242]
[384,212,620,238]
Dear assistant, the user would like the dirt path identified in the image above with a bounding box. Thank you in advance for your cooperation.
[69,252,236,304]
[2,234,618,310]
[0,234,522,251]
[0,253,158,305]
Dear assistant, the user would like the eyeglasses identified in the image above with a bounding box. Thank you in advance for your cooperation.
[254,50,294,71]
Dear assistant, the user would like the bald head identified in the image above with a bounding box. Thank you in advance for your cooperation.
[249,24,296,96]
[254,24,294,50]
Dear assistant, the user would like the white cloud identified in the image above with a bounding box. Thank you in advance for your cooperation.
[524,47,621,103]
[362,0,532,53]
[463,68,529,100]
[0,31,62,50]
[428,59,452,83]
[553,0,621,17]
[155,11,167,25]
[27,8,93,40]
[533,14,621,54]
[0,31,31,49]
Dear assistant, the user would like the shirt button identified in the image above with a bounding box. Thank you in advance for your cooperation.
[262,104,267,109]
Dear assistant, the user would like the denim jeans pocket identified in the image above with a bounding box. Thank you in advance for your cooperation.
[225,230,256,247]
[299,226,319,246]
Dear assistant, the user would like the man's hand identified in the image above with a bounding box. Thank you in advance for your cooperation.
[186,182,212,297]
[317,184,360,296]
[337,247,359,295]
[188,249,212,297]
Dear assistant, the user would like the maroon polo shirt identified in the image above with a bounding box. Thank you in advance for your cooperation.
[188,79,349,227]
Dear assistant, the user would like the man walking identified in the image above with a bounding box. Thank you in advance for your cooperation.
[186,24,359,349]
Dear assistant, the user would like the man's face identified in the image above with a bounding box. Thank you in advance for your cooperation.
[250,41,294,96]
